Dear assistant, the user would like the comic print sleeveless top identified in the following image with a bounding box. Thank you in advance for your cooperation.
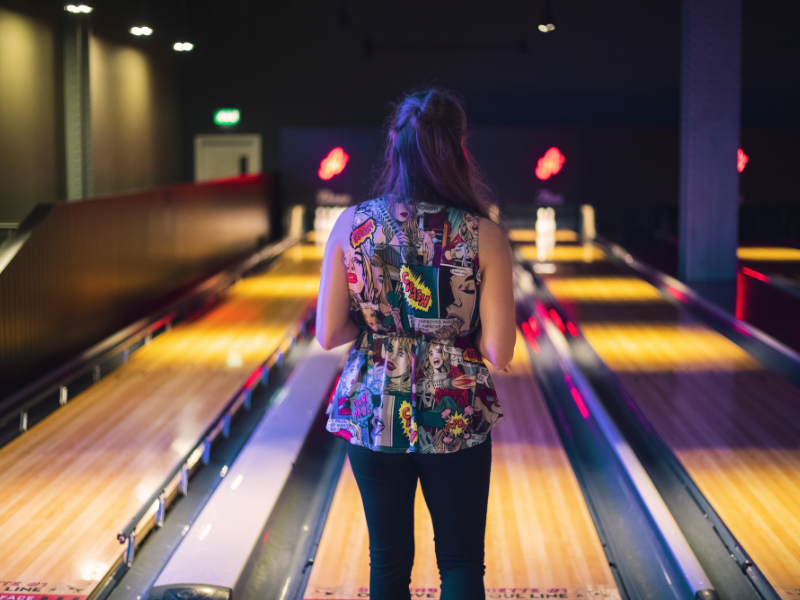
[325,196,504,454]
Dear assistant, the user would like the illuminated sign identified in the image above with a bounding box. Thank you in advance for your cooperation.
[214,109,240,125]
[737,148,748,173]
[318,147,349,180]
[535,147,565,180]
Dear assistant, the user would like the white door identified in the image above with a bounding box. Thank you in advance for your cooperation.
[194,134,262,182]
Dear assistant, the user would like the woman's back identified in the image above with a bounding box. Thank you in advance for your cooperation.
[326,196,504,454]
[347,196,480,340]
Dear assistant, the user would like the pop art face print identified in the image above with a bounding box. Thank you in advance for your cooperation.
[326,198,503,454]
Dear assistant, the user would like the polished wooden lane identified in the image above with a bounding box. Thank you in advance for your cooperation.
[517,243,606,263]
[0,245,323,599]
[304,332,620,600]
[538,248,800,599]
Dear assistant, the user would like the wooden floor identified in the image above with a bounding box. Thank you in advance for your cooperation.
[0,245,323,599]
[304,332,620,600]
[539,241,800,600]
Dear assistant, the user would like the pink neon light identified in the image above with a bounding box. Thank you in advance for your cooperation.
[244,367,262,389]
[535,302,549,322]
[318,147,349,180]
[548,308,566,333]
[737,148,749,173]
[566,321,579,337]
[535,147,565,180]
[570,387,589,419]
[527,317,541,337]
[521,320,540,353]
[742,266,770,283]
[667,286,687,302]
[735,270,746,320]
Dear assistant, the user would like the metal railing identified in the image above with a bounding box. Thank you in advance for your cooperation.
[0,222,18,243]
[517,243,781,600]
[515,261,720,600]
[597,235,800,386]
[0,237,298,437]
[116,306,314,567]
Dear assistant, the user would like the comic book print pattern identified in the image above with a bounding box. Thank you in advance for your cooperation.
[326,197,503,454]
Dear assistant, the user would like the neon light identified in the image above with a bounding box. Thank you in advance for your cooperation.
[548,308,566,333]
[174,42,194,51]
[535,147,565,180]
[741,266,770,283]
[521,320,540,354]
[566,321,579,337]
[319,147,349,180]
[130,26,152,36]
[527,317,540,337]
[243,367,262,389]
[737,148,748,173]
[735,270,746,320]
[214,108,240,125]
[570,387,589,419]
[666,286,687,302]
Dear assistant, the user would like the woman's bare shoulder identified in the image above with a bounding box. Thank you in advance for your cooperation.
[477,217,510,260]
[329,205,357,251]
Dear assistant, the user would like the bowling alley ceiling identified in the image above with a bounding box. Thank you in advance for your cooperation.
[18,0,800,129]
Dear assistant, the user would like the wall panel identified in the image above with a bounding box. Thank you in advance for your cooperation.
[0,175,271,399]
[90,31,180,196]
[0,6,60,223]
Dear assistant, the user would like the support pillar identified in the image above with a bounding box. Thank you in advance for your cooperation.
[679,0,742,283]
[63,12,92,200]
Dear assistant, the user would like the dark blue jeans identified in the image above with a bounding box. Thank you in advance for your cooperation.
[347,437,492,600]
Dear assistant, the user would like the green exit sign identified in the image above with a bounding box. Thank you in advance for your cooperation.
[214,108,240,125]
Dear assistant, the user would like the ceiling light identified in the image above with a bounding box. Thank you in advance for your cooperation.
[173,42,194,51]
[65,4,93,13]
[538,1,555,33]
[130,26,153,36]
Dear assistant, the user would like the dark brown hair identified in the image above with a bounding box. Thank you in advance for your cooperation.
[373,89,494,219]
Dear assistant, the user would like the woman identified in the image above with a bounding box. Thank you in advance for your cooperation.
[316,88,516,600]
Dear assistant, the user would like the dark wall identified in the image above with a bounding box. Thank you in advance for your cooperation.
[281,126,681,233]
[0,175,271,400]
[181,0,683,174]
[90,27,180,196]
[0,3,62,223]
[179,0,800,235]
[282,122,800,239]
[0,0,182,224]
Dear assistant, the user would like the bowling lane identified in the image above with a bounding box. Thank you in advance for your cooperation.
[525,238,800,599]
[303,332,620,600]
[0,245,322,599]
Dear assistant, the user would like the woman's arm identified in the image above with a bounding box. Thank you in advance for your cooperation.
[316,206,360,350]
[474,218,516,370]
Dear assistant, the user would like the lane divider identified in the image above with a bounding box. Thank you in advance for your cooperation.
[521,288,718,600]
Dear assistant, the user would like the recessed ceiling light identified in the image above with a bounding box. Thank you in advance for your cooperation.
[65,4,93,13]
